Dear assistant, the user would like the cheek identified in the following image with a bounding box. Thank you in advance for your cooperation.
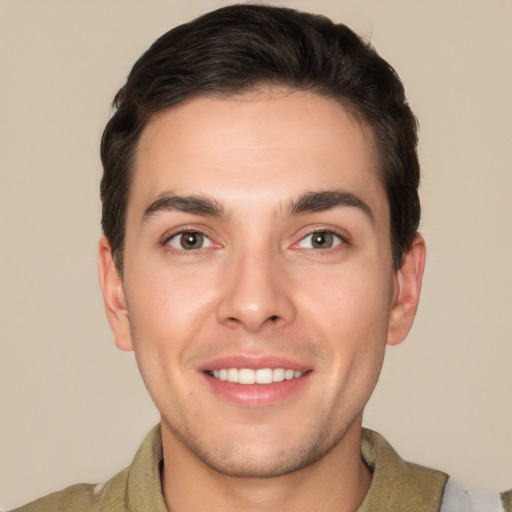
[300,263,392,391]
[302,264,393,339]
[127,262,217,324]
[123,266,220,380]
[124,269,209,399]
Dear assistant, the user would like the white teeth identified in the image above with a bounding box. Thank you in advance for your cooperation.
[210,368,304,384]
[227,368,238,382]
[255,368,273,384]
[272,368,285,382]
[238,368,255,384]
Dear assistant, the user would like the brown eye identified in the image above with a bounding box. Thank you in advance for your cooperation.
[168,231,211,250]
[298,231,341,249]
[312,232,333,248]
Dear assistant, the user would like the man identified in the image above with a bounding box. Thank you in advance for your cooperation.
[12,4,511,512]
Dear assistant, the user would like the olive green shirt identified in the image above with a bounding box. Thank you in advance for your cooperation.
[10,426,510,511]
[502,490,512,512]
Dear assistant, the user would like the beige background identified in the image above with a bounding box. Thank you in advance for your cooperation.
[1,0,511,509]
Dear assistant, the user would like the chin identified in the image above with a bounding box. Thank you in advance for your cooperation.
[166,417,347,479]
[198,445,324,478]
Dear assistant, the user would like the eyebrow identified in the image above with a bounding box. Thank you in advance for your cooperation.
[141,189,374,224]
[142,193,226,223]
[287,190,375,224]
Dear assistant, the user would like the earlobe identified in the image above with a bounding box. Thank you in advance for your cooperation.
[97,236,133,351]
[387,234,426,346]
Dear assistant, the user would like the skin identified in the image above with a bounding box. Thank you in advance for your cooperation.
[98,89,425,512]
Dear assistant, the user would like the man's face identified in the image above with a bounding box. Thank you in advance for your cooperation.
[101,89,416,477]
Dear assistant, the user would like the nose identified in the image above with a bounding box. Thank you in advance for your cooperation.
[216,248,296,333]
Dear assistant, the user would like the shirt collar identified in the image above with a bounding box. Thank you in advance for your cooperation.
[124,425,448,512]
[357,428,448,512]
[126,424,168,512]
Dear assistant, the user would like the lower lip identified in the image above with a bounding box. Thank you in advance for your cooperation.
[203,372,311,407]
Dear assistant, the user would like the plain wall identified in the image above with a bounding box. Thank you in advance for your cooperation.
[1,0,511,509]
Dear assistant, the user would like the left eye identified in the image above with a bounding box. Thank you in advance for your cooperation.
[167,231,213,250]
[297,231,342,249]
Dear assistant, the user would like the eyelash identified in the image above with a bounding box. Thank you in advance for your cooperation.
[292,227,349,253]
[161,226,349,253]
[163,227,216,252]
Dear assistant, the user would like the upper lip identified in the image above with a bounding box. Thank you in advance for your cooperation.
[197,355,311,372]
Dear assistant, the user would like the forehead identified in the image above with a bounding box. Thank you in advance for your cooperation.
[130,89,387,222]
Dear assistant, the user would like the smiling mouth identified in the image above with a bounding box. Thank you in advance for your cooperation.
[205,368,305,385]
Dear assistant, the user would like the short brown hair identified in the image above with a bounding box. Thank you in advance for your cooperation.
[101,3,420,272]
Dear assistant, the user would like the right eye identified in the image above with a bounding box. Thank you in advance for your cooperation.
[296,230,343,250]
[166,231,213,250]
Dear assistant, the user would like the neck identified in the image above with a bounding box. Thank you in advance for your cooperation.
[160,418,372,512]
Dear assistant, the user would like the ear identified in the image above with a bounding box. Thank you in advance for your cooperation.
[387,234,426,346]
[97,236,133,351]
